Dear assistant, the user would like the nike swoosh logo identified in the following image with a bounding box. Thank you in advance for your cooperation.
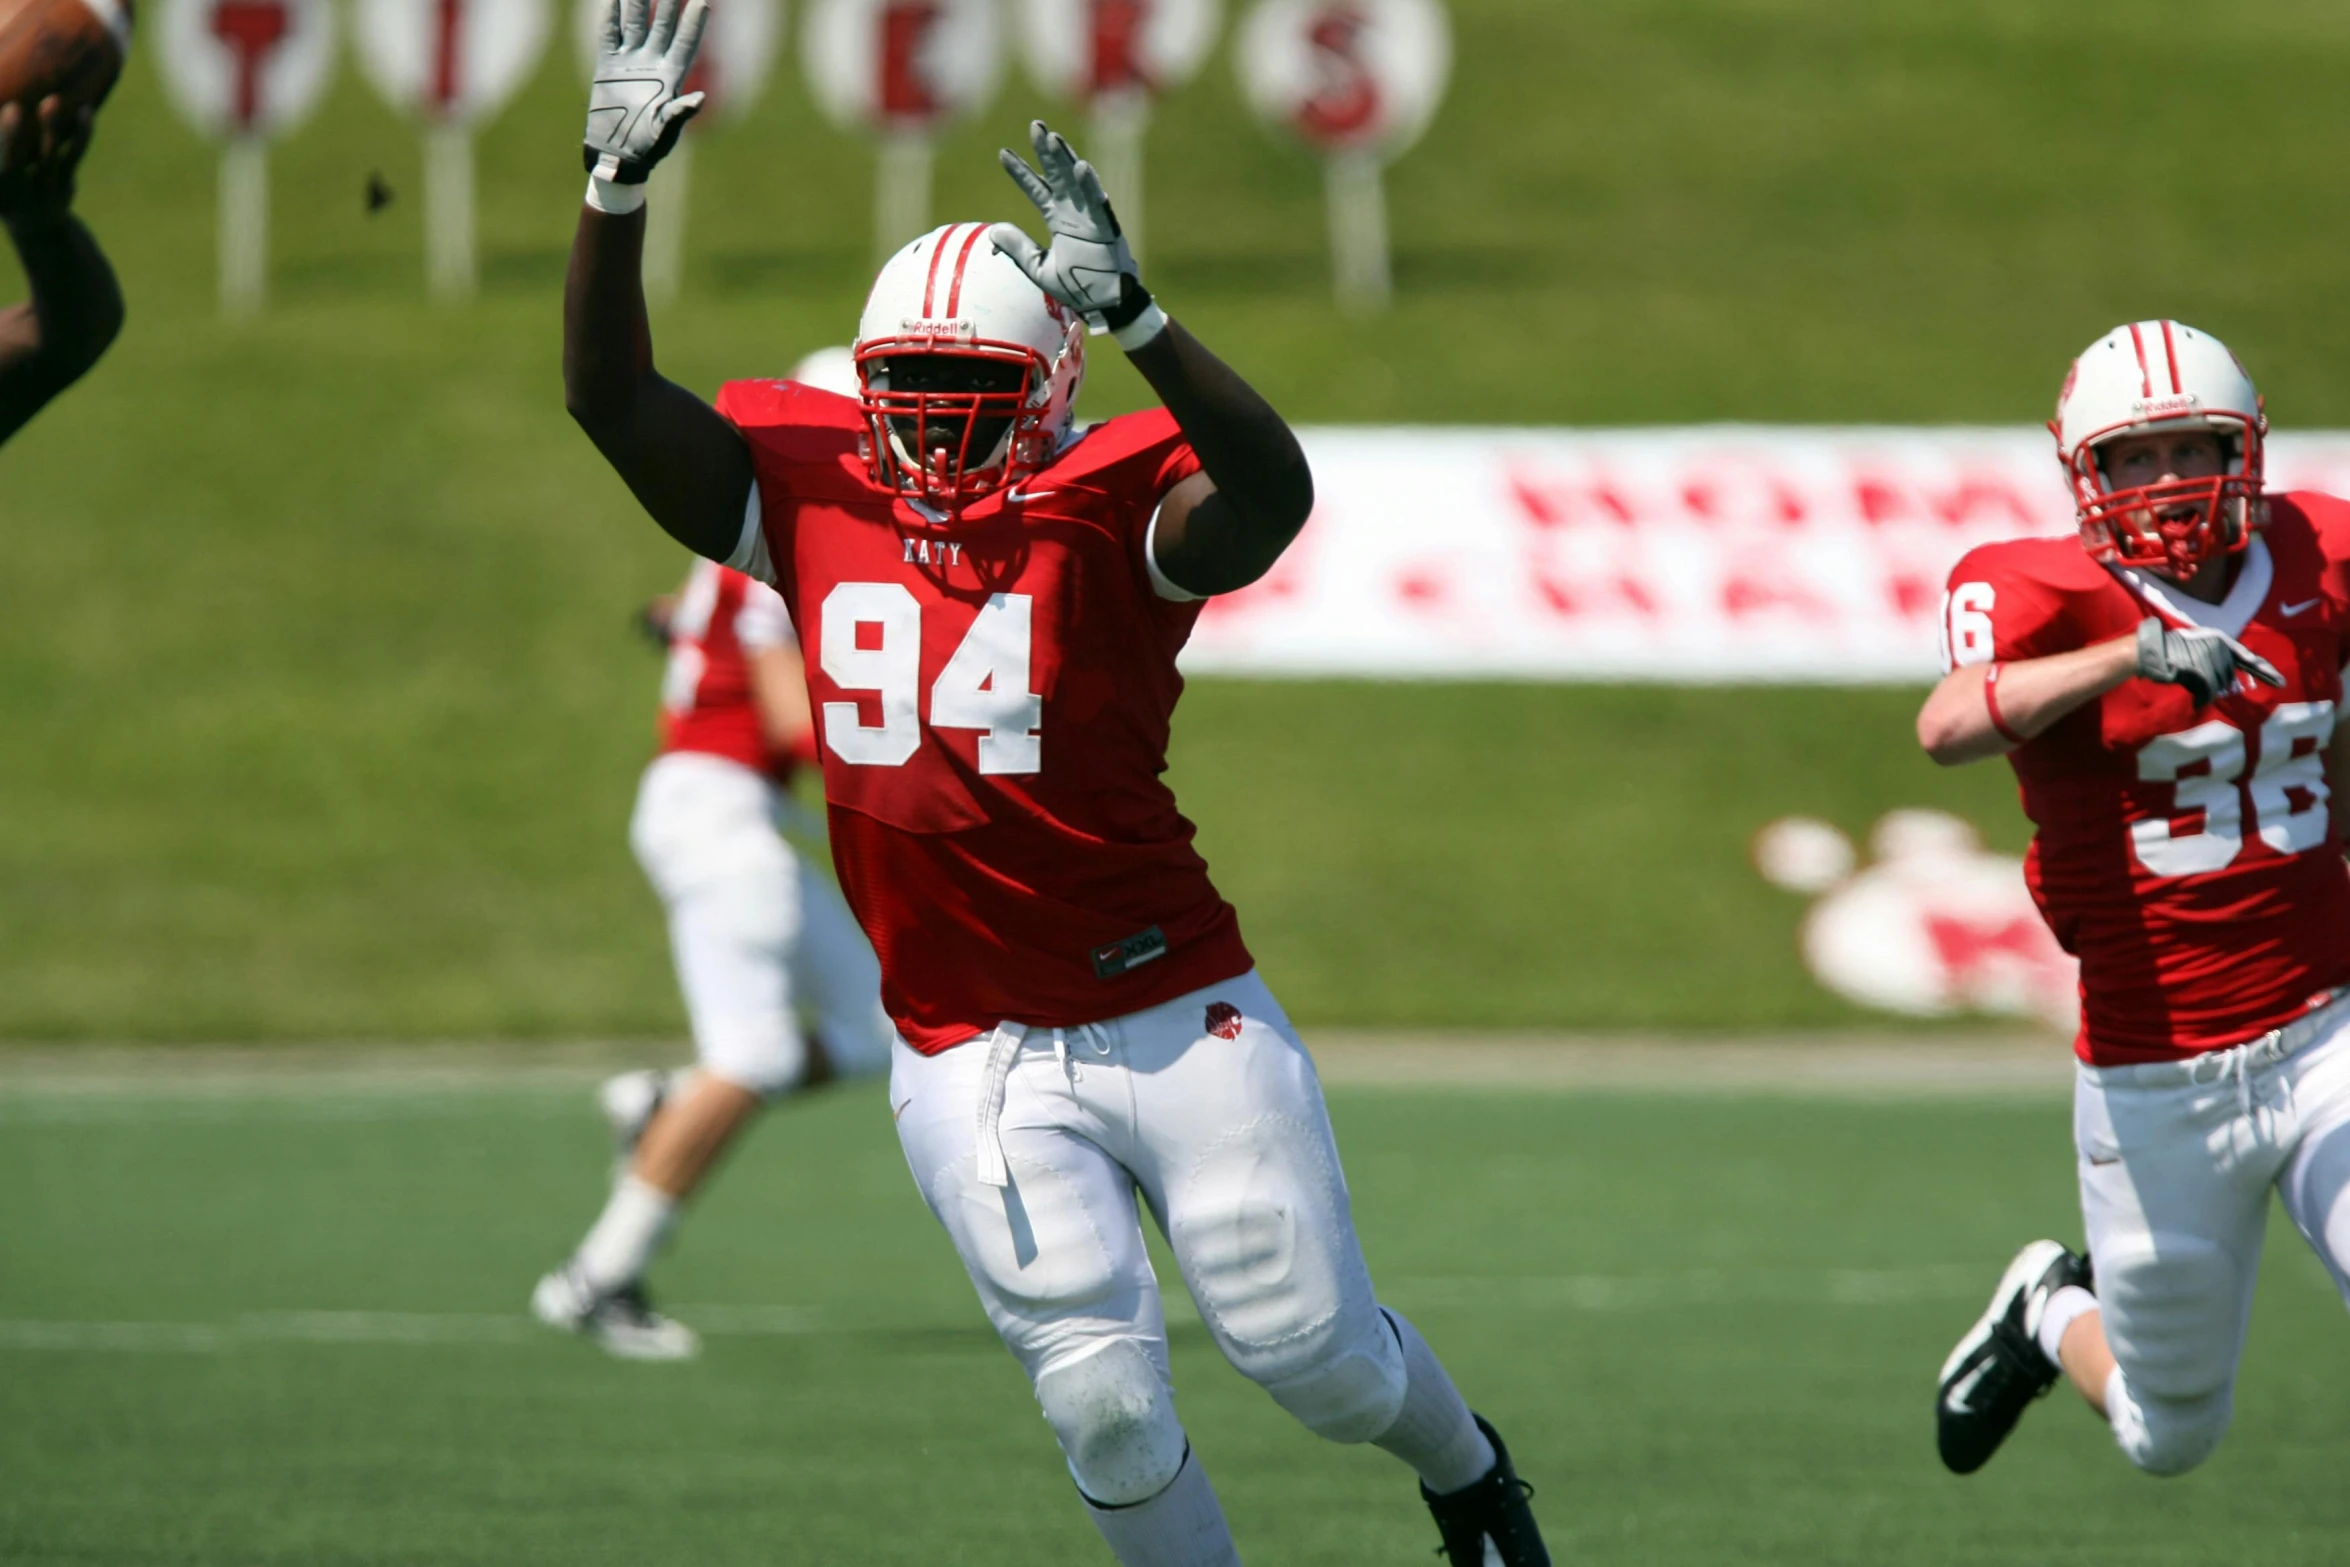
[2282,598,2322,617]
[891,1098,913,1122]
[1944,1360,1992,1415]
[1008,488,1059,505]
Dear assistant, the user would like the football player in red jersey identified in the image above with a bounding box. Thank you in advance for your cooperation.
[562,3,1549,1562]
[1920,320,2350,1478]
[532,557,892,1361]
[0,95,122,447]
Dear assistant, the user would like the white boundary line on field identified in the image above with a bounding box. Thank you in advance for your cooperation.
[0,1268,1997,1356]
[0,1033,2074,1105]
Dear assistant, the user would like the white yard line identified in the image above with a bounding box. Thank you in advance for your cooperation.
[0,1032,2072,1104]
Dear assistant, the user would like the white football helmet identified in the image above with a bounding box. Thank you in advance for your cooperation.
[2052,320,2267,574]
[853,223,1088,513]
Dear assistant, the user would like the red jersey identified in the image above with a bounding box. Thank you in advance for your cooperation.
[714,380,1253,1053]
[657,558,804,782]
[1942,493,2350,1065]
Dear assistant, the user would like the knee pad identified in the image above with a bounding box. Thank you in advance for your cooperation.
[1258,1312,1408,1445]
[2112,1384,2232,1477]
[1034,1341,1189,1507]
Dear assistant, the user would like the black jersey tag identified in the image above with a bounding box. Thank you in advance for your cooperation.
[1092,927,1168,979]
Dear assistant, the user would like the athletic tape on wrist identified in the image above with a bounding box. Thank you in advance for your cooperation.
[586,175,647,216]
[1983,662,2026,746]
[1112,301,1170,352]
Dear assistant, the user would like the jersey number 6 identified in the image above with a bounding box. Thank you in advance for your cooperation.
[818,583,1044,775]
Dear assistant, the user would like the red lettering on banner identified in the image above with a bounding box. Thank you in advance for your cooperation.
[1678,469,1808,527]
[210,0,291,127]
[1394,567,1450,607]
[1296,6,1379,144]
[1508,468,1636,529]
[880,2,942,120]
[1088,0,1151,95]
[1532,570,1658,620]
[1854,468,2047,529]
[1885,573,1940,622]
[1721,573,1826,620]
[432,0,463,111]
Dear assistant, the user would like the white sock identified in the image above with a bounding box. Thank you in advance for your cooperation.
[1083,1449,1241,1567]
[574,1174,677,1291]
[2034,1285,2098,1367]
[1372,1308,1498,1495]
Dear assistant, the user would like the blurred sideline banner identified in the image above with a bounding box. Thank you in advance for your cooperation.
[1183,427,2350,682]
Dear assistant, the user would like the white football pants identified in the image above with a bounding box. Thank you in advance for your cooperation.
[2075,996,2350,1474]
[890,971,1441,1512]
[629,753,891,1096]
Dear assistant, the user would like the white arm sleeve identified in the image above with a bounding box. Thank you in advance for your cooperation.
[734,578,796,651]
[724,486,775,585]
[1143,503,1204,603]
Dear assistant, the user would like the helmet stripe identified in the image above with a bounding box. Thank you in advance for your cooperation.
[2159,320,2184,394]
[2126,321,2153,399]
[943,224,990,318]
[921,229,955,318]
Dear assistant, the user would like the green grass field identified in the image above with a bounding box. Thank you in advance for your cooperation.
[11,0,2350,1037]
[5,1070,2348,1564]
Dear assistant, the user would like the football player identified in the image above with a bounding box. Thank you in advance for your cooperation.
[1920,320,2350,1478]
[0,96,121,447]
[531,557,893,1360]
[560,2,1551,1561]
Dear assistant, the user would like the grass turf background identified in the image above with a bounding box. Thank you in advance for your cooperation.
[10,0,2350,1036]
[5,1081,2349,1564]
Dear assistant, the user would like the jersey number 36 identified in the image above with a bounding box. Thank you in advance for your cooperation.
[2136,703,2335,877]
[817,584,1044,775]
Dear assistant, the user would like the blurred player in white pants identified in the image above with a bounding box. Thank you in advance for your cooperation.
[533,556,890,1359]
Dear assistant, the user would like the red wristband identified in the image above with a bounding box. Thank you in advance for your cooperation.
[1983,662,2026,746]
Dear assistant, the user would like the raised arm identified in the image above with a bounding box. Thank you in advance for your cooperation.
[565,0,750,563]
[0,99,123,447]
[990,122,1313,596]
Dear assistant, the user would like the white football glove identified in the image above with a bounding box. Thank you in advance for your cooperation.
[989,121,1166,348]
[583,0,709,186]
[2135,616,2285,707]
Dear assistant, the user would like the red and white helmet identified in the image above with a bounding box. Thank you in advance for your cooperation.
[2052,320,2267,575]
[853,223,1088,513]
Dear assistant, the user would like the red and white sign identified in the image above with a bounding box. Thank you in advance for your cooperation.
[357,0,553,124]
[1757,811,2079,1032]
[1183,426,2350,682]
[574,0,783,122]
[155,0,337,137]
[1236,0,1448,159]
[1019,0,1219,104]
[803,0,1002,134]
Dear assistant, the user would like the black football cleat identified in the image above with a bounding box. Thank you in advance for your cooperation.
[1423,1415,1549,1566]
[1935,1239,2092,1474]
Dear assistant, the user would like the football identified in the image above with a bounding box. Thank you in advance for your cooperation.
[0,0,130,147]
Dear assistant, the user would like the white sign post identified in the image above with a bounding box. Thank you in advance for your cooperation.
[154,0,337,317]
[574,0,783,305]
[1017,0,1219,263]
[804,0,1004,264]
[357,0,553,300]
[1238,0,1448,315]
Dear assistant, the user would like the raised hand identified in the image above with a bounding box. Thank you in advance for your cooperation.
[0,98,95,222]
[584,0,710,185]
[2136,617,2286,706]
[989,120,1159,340]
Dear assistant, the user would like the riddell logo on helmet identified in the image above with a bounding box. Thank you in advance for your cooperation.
[2131,393,2204,419]
[896,317,978,341]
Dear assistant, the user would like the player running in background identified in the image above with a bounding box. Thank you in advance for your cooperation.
[1920,321,2350,1478]
[559,3,1550,1561]
[533,555,892,1359]
[0,95,122,446]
